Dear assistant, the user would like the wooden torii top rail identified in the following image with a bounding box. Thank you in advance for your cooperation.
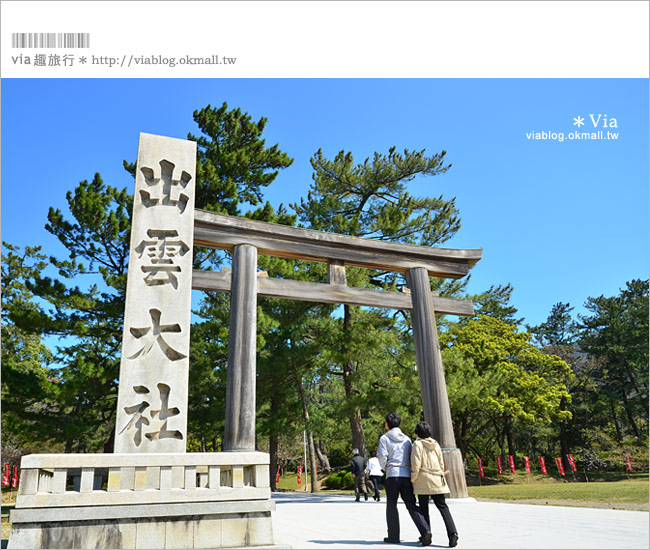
[192,210,482,317]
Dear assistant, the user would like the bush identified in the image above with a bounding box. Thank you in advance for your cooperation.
[341,471,354,489]
[324,473,340,489]
[323,469,355,490]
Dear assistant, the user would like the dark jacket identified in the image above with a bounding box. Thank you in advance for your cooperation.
[350,454,367,476]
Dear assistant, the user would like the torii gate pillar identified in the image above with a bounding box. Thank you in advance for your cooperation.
[223,244,258,451]
[408,267,468,498]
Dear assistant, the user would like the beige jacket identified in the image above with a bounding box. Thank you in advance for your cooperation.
[410,437,449,495]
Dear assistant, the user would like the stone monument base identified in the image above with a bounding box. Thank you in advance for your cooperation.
[9,502,275,549]
[442,448,468,498]
[8,452,279,549]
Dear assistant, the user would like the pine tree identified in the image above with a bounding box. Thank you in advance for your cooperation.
[2,175,130,451]
[441,316,574,460]
[291,146,461,455]
[579,280,649,441]
[1,244,58,452]
[190,102,294,214]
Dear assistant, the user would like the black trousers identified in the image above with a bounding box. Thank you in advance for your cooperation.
[417,494,457,537]
[370,475,382,499]
[353,474,367,498]
[384,477,430,540]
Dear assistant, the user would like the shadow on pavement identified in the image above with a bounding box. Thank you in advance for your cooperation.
[310,542,447,548]
[273,492,377,505]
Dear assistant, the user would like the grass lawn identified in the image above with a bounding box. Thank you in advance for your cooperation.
[275,472,317,492]
[466,472,649,511]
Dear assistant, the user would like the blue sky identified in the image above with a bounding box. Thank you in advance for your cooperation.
[2,78,648,328]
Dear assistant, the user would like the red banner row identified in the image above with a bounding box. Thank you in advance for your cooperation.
[2,464,19,488]
[478,453,634,477]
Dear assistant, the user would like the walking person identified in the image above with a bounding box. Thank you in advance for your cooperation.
[377,412,432,546]
[411,421,459,548]
[368,450,383,501]
[350,448,368,502]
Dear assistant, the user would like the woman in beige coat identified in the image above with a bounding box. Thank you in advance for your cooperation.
[411,421,459,548]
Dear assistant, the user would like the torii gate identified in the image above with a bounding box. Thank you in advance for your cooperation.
[190,210,481,497]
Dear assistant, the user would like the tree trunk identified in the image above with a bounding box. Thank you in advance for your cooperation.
[346,387,367,458]
[610,400,623,442]
[530,446,536,464]
[65,401,83,453]
[622,361,644,399]
[269,433,278,491]
[506,422,516,460]
[457,415,466,459]
[315,440,331,473]
[620,391,641,438]
[296,375,319,493]
[103,424,115,453]
[559,428,570,471]
[559,397,571,471]
[342,304,366,458]
[495,421,506,468]
[306,428,318,492]
[269,396,280,490]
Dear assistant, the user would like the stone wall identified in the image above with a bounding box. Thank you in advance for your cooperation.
[8,452,276,549]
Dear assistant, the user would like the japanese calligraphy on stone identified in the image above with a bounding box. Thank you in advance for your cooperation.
[135,229,189,288]
[119,383,182,447]
[140,159,191,213]
[128,308,186,361]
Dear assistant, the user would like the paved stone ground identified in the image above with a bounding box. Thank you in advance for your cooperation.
[271,492,649,549]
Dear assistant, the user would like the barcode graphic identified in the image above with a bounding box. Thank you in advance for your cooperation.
[11,33,90,48]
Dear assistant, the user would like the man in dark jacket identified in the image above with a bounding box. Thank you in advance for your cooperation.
[350,448,368,501]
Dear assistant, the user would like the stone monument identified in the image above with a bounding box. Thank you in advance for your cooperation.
[9,134,277,550]
[114,132,195,454]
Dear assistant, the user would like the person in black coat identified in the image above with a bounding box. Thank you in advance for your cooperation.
[350,448,368,501]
